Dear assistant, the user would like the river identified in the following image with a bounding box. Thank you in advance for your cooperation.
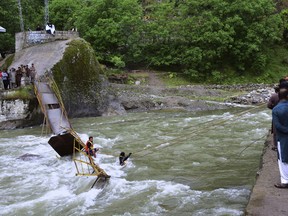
[0,106,271,216]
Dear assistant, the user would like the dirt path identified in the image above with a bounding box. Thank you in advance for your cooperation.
[148,71,165,87]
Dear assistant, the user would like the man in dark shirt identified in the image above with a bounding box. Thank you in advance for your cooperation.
[119,152,132,166]
[268,86,280,151]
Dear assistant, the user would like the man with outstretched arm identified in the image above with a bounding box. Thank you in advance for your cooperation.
[119,152,132,166]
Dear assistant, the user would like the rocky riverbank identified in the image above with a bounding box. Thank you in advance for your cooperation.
[0,81,276,130]
[110,83,275,113]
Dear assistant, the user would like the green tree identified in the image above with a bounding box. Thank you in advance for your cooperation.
[21,0,45,30]
[175,0,282,80]
[0,0,44,57]
[76,0,143,67]
[0,1,20,57]
[49,0,82,31]
[141,2,182,67]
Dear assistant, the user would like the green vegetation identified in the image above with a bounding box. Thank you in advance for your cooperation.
[52,39,103,92]
[0,0,44,57]
[127,72,150,85]
[0,54,15,70]
[51,39,106,113]
[2,0,288,84]
[161,72,192,87]
[2,85,34,100]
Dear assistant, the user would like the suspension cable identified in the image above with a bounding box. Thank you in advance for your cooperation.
[132,103,267,158]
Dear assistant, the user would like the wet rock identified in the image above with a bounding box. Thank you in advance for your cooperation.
[17,153,42,161]
[227,87,275,105]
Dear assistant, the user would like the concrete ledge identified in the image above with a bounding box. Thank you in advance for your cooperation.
[245,134,288,216]
[16,31,79,52]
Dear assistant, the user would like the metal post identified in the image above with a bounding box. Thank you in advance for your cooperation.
[44,0,49,25]
[91,177,100,189]
[17,0,25,32]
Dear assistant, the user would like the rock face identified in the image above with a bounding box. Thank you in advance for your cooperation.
[0,99,29,121]
[208,84,275,105]
[227,88,275,105]
[111,83,278,113]
[51,39,125,117]
[0,97,42,130]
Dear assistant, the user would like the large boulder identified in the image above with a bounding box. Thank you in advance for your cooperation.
[52,39,125,117]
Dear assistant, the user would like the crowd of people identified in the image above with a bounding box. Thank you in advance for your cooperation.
[267,77,288,189]
[0,63,36,90]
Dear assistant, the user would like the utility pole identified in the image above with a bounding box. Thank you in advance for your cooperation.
[17,0,25,32]
[44,0,49,25]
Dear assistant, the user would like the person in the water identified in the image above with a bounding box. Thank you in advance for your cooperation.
[119,152,132,166]
[85,136,99,158]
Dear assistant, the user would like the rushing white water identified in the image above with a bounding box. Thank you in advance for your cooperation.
[0,107,271,215]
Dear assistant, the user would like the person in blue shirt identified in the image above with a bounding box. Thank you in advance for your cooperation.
[2,69,9,90]
[272,87,288,188]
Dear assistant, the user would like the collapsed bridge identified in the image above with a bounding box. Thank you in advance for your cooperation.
[10,30,110,185]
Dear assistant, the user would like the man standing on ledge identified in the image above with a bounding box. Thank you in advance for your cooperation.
[272,86,288,188]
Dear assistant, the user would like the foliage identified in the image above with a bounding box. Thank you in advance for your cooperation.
[75,0,143,65]
[52,39,103,92]
[0,0,288,84]
[0,54,15,70]
[127,72,149,84]
[49,0,82,30]
[0,1,19,55]
[2,85,34,100]
[51,39,109,117]
[256,44,288,83]
[21,0,45,30]
[0,0,44,55]
[110,56,125,68]
[176,0,282,80]
[162,72,192,87]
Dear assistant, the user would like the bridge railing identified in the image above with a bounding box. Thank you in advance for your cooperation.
[15,31,79,52]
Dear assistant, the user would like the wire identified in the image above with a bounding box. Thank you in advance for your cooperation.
[132,103,267,158]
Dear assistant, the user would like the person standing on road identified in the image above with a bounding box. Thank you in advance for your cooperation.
[0,70,3,90]
[2,69,9,90]
[15,67,22,87]
[9,68,16,88]
[30,63,36,83]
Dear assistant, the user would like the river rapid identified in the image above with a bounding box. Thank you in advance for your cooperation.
[0,106,271,216]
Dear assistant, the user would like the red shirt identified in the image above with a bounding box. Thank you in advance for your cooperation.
[85,140,92,152]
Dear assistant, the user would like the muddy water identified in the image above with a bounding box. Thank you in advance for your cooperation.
[0,107,271,215]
